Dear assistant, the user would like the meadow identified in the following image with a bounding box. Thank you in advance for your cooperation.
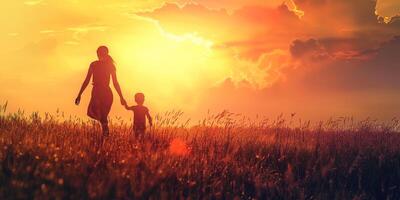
[0,103,400,199]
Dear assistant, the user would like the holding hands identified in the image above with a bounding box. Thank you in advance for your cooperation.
[120,98,127,106]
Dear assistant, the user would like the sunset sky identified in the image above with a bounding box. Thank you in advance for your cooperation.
[1,0,400,121]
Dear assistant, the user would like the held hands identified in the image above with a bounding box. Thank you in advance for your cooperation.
[75,95,81,105]
[120,98,127,106]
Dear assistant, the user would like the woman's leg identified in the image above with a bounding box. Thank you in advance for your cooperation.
[101,122,109,136]
[100,116,109,136]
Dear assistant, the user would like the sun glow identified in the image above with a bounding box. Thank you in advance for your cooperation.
[2,0,399,121]
[111,19,229,111]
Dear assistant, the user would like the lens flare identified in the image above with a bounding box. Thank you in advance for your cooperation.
[169,138,190,156]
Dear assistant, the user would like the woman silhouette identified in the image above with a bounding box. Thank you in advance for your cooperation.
[75,46,126,136]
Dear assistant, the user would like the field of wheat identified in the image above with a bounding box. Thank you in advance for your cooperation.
[0,103,400,199]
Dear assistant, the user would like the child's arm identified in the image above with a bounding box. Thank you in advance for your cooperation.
[124,104,133,110]
[146,110,153,127]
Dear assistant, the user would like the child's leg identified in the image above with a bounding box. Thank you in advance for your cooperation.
[138,130,144,140]
[134,128,145,140]
[134,128,139,139]
[129,131,136,149]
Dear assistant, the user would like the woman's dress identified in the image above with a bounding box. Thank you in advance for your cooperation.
[87,60,115,123]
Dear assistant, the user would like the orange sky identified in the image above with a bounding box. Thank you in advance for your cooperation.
[1,0,400,121]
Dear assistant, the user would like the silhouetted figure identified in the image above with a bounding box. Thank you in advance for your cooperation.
[75,46,126,136]
[124,93,153,138]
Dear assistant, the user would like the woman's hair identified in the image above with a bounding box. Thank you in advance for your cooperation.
[97,45,114,63]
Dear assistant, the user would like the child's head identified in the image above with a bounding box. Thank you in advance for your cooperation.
[135,93,145,105]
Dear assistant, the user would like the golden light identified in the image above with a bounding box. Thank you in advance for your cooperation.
[110,18,231,111]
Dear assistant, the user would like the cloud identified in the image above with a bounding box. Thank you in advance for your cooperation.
[134,3,233,39]
[173,0,300,13]
[375,0,400,23]
[201,35,400,119]
[290,39,327,59]
[135,2,301,37]
[287,35,400,91]
[289,37,380,61]
[226,49,292,88]
[135,2,302,61]
[134,0,400,91]
[136,0,399,62]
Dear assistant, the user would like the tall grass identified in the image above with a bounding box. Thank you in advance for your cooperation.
[0,106,399,199]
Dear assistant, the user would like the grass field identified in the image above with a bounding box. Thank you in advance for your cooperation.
[1,104,400,199]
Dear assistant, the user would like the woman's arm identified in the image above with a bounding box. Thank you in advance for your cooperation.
[111,71,126,105]
[75,65,93,105]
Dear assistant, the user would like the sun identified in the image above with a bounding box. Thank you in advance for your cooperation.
[110,21,230,111]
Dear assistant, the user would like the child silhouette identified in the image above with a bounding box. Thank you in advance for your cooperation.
[124,93,153,138]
